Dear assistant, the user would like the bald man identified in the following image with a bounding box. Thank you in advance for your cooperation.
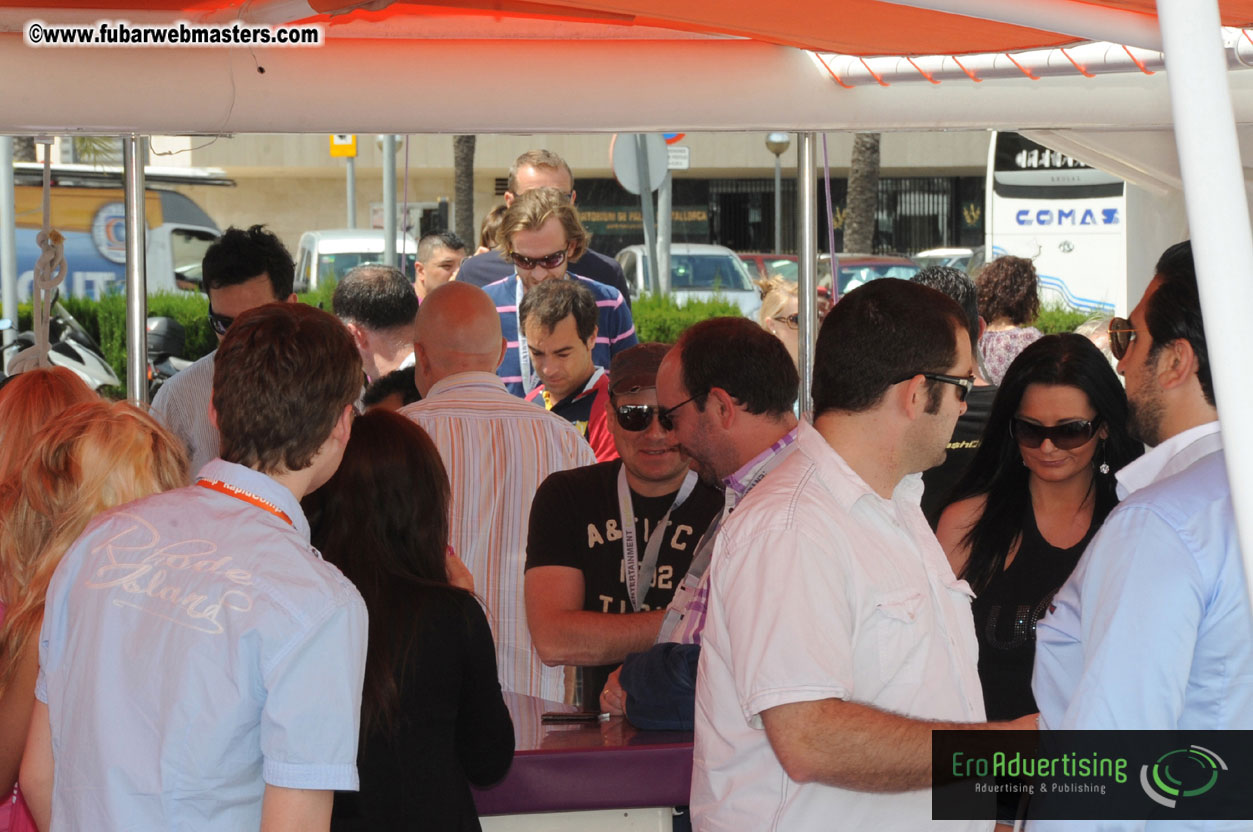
[401,283,597,702]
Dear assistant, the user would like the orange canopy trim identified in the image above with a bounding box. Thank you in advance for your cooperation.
[4,0,1253,55]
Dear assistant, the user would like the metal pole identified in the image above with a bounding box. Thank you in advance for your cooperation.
[634,134,658,295]
[0,137,18,347]
[383,134,397,269]
[1156,0,1253,613]
[774,154,783,253]
[656,170,673,296]
[346,156,356,229]
[122,135,148,403]
[796,132,818,415]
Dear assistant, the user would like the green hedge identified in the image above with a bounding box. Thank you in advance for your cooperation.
[630,293,747,344]
[1035,303,1093,335]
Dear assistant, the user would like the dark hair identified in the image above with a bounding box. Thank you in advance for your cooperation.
[518,277,598,341]
[213,303,361,474]
[362,367,421,409]
[812,279,967,416]
[1146,241,1213,405]
[333,264,419,331]
[202,224,294,299]
[674,317,798,416]
[944,333,1143,593]
[913,265,979,352]
[976,255,1039,326]
[418,230,467,262]
[479,204,508,250]
[305,409,461,735]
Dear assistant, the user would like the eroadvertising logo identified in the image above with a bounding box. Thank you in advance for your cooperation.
[1139,745,1227,809]
[932,731,1250,822]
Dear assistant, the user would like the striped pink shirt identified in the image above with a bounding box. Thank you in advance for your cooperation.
[400,373,597,702]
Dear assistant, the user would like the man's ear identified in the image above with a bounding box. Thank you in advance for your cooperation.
[1156,338,1199,391]
[344,321,369,351]
[706,387,738,429]
[284,293,298,304]
[569,188,578,205]
[899,374,930,421]
[496,336,508,372]
[332,403,354,445]
[585,325,599,352]
[208,400,219,431]
[503,191,516,208]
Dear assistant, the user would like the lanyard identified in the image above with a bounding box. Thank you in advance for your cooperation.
[515,278,539,394]
[197,479,293,526]
[617,465,698,612]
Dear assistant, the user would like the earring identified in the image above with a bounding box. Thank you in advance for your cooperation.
[1098,440,1110,476]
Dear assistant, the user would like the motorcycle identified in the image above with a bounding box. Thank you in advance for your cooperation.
[1,300,120,391]
[146,316,194,398]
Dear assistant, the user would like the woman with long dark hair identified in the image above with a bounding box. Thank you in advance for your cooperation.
[307,409,513,831]
[937,333,1142,722]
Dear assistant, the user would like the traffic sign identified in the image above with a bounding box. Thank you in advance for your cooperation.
[667,146,690,171]
[330,134,357,158]
[611,133,667,195]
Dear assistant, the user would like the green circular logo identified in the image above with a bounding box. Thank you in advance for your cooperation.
[1140,745,1227,809]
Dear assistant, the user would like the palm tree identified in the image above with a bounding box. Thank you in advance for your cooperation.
[453,135,475,242]
[843,133,880,253]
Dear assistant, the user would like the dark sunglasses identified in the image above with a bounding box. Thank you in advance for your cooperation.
[893,372,975,402]
[208,306,234,337]
[509,248,568,271]
[1011,417,1101,450]
[656,393,704,431]
[615,404,668,432]
[772,313,799,331]
[1108,317,1137,360]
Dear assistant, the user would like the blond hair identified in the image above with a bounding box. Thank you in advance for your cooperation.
[507,149,574,195]
[0,400,188,692]
[0,367,96,481]
[756,275,799,329]
[497,188,590,264]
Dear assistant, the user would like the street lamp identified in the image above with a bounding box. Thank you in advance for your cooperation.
[766,132,791,252]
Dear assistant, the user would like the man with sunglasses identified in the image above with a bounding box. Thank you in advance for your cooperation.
[690,280,1029,832]
[457,149,632,303]
[597,317,801,733]
[483,187,637,397]
[152,225,298,478]
[525,342,722,709]
[1032,243,1253,764]
[519,278,617,462]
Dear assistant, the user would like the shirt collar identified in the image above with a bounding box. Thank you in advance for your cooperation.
[425,371,509,398]
[195,458,311,540]
[397,350,416,370]
[541,366,606,411]
[797,420,925,511]
[722,424,800,509]
[1115,420,1223,498]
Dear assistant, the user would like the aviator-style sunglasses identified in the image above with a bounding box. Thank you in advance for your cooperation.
[1011,417,1101,450]
[1108,317,1137,361]
[509,249,568,271]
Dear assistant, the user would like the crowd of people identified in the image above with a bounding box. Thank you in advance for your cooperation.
[0,144,1246,832]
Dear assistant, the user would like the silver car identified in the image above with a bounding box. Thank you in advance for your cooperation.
[616,243,762,318]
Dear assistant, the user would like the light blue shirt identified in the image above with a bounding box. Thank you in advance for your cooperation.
[37,459,368,831]
[150,349,219,479]
[1031,423,1253,830]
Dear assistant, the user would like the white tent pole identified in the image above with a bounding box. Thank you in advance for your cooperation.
[0,136,17,347]
[123,135,149,403]
[876,0,1162,51]
[1156,0,1253,609]
[796,132,817,415]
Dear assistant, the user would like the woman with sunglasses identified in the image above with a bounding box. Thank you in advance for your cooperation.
[937,334,1142,721]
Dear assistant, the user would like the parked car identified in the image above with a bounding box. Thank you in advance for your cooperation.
[770,253,921,297]
[616,244,762,318]
[295,229,418,291]
[739,252,799,282]
[913,246,985,273]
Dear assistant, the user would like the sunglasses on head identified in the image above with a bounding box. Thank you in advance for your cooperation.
[615,404,668,432]
[208,306,234,337]
[1108,317,1137,360]
[1011,417,1101,450]
[510,249,568,271]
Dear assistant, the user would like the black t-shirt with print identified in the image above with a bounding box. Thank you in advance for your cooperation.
[526,459,722,702]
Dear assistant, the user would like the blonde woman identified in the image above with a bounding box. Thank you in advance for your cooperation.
[0,367,96,481]
[0,401,187,831]
[756,275,800,368]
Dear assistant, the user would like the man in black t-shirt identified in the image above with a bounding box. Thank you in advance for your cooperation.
[525,342,722,707]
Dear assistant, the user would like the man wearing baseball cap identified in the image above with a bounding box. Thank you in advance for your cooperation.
[524,342,722,709]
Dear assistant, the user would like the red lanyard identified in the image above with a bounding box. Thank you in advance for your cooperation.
[196,479,293,526]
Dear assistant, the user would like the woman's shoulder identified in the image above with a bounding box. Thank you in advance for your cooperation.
[936,494,988,572]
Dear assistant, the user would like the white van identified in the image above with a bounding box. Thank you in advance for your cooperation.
[295,229,418,291]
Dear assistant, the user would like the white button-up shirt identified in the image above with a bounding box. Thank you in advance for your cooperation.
[692,421,988,832]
